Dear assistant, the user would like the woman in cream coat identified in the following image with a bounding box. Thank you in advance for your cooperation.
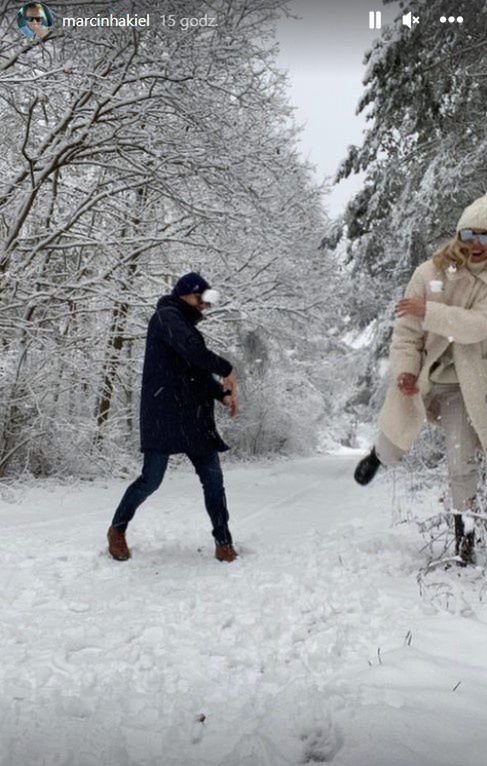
[355,195,487,565]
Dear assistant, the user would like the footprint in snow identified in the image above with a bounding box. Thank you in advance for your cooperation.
[68,602,90,612]
[300,727,340,763]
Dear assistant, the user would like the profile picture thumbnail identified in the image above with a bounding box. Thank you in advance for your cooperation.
[17,2,54,40]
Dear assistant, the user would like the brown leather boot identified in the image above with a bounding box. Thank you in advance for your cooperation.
[215,543,238,562]
[107,526,131,561]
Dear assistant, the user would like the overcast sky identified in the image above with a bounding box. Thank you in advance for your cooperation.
[275,0,401,217]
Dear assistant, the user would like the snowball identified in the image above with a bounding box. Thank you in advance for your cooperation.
[201,289,219,305]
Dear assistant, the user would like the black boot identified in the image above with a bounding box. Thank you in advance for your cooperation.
[459,532,476,566]
[453,513,464,547]
[454,515,476,566]
[354,447,381,486]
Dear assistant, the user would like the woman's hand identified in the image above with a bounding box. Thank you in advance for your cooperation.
[396,298,426,318]
[397,373,419,396]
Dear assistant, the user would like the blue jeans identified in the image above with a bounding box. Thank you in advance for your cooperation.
[111,451,232,545]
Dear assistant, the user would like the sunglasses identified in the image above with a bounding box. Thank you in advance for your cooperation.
[459,229,487,246]
[26,16,44,22]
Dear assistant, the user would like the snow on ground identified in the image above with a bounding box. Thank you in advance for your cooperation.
[1,455,487,766]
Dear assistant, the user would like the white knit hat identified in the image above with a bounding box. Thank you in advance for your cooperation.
[456,195,487,232]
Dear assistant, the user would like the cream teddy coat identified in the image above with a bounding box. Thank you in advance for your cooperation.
[378,259,487,451]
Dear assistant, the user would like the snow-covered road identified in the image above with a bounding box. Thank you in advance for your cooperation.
[2,455,487,766]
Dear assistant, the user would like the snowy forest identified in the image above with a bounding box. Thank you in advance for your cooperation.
[3,1,487,765]
[0,0,328,478]
[2,0,487,480]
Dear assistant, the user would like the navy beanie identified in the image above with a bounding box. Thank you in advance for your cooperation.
[172,272,211,298]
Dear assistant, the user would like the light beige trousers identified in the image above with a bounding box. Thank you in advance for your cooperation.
[376,385,480,512]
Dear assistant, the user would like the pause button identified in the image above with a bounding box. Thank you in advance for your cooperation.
[369,11,382,29]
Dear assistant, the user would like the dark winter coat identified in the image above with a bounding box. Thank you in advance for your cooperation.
[139,295,233,455]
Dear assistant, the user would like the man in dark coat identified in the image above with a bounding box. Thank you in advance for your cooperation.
[107,272,239,563]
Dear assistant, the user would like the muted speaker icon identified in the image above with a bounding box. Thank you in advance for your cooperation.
[402,11,420,28]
